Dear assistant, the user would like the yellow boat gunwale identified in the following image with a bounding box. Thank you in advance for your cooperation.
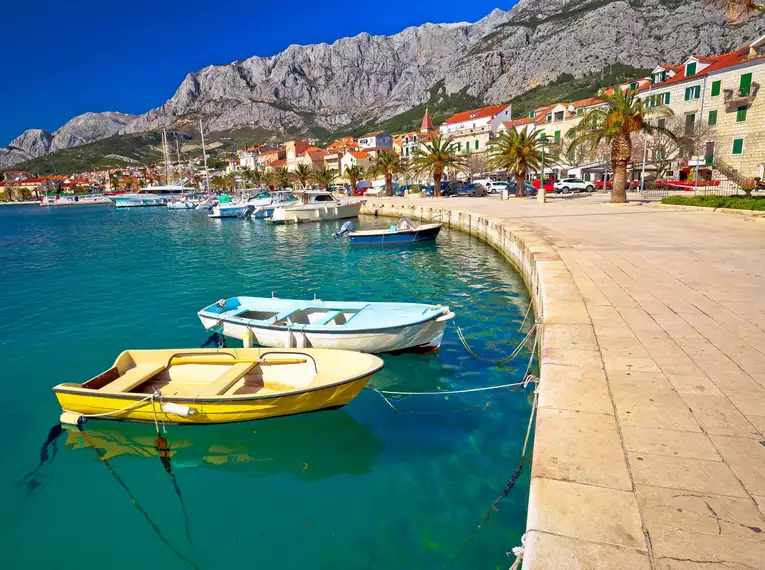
[52,365,382,404]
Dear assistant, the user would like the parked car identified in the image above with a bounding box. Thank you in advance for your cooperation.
[480,181,510,194]
[454,183,488,197]
[507,181,538,197]
[553,178,596,193]
[441,181,466,196]
[531,179,556,192]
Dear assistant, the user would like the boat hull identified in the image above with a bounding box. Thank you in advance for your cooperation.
[209,204,247,218]
[269,201,363,224]
[349,224,442,246]
[54,373,372,424]
[199,311,453,353]
[114,197,167,208]
[40,196,113,207]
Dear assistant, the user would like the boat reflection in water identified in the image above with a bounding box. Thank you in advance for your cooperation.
[64,410,383,480]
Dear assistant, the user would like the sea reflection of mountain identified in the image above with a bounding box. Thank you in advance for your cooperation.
[65,410,384,481]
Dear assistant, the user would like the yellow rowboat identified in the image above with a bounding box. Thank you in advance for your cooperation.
[52,348,384,425]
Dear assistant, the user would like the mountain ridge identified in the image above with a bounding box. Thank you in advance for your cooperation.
[2,0,763,170]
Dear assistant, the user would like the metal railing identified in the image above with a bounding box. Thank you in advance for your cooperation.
[639,179,750,198]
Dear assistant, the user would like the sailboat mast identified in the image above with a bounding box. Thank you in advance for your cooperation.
[162,130,172,185]
[230,142,238,197]
[200,120,210,192]
[175,137,182,185]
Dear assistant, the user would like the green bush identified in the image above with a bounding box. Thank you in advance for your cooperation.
[662,195,765,211]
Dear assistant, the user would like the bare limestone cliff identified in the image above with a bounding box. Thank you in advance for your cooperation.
[2,0,763,170]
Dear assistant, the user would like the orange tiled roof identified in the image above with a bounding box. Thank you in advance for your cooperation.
[642,43,765,91]
[443,104,510,125]
[349,151,371,159]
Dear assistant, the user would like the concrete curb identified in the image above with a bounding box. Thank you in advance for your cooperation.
[362,200,652,569]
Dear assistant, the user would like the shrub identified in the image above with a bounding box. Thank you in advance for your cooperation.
[661,195,765,211]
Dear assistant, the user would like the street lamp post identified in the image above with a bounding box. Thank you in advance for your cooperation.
[538,135,548,203]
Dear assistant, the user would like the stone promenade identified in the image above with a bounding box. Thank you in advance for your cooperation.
[362,194,765,570]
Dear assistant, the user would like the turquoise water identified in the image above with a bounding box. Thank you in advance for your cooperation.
[0,205,534,570]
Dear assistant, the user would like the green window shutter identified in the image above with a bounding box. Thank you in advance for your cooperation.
[686,62,697,76]
[736,105,748,122]
[679,145,686,157]
[457,142,461,151]
[630,82,638,90]
[732,138,744,155]
[664,92,670,104]
[740,72,752,95]
[529,111,535,118]
[711,80,721,97]
[554,130,561,144]
[708,110,718,125]
[568,149,576,161]
[660,71,667,82]
[546,115,552,122]
[475,140,479,150]
[577,108,583,115]
[684,87,691,101]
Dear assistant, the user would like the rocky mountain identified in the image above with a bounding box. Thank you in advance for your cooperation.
[0,112,136,169]
[3,0,764,170]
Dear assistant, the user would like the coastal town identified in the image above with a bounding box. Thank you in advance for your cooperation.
[2,34,764,202]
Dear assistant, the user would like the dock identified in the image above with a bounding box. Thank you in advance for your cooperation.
[363,194,765,569]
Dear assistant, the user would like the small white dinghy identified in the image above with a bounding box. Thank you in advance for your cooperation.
[198,296,455,353]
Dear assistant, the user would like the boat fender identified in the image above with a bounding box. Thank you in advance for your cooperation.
[60,411,86,426]
[243,328,253,348]
[287,331,296,348]
[295,332,307,349]
[161,403,195,418]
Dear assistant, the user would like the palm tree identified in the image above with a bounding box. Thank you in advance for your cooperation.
[310,167,336,190]
[411,135,468,197]
[293,163,312,190]
[568,88,674,203]
[344,164,364,194]
[275,167,294,190]
[369,150,403,197]
[485,128,546,197]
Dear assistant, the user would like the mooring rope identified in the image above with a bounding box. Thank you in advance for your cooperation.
[454,319,538,366]
[62,393,155,419]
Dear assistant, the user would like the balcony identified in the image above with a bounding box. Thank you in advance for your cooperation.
[723,83,759,106]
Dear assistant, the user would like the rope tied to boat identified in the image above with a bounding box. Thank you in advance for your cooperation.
[454,308,538,366]
[507,534,526,570]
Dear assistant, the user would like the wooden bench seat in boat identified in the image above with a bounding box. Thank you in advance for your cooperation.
[103,364,167,393]
[198,362,258,397]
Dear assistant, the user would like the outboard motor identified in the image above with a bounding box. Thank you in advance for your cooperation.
[237,204,256,219]
[333,220,355,239]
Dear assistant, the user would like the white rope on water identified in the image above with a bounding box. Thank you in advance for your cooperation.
[453,319,538,366]
[63,393,155,419]
[374,379,533,397]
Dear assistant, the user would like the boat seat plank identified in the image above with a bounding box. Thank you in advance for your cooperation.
[198,362,258,397]
[103,364,167,393]
[321,310,342,325]
[274,307,302,323]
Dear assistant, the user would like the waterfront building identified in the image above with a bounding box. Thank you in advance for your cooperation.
[392,109,438,158]
[296,147,327,170]
[358,131,393,150]
[340,150,373,173]
[440,103,512,156]
[285,140,312,171]
[327,136,358,153]
[640,34,765,179]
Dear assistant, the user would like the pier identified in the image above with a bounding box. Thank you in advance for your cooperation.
[363,194,765,569]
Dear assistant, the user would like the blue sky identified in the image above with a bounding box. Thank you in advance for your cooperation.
[1,1,517,145]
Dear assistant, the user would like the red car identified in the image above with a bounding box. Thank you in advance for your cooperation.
[531,179,555,192]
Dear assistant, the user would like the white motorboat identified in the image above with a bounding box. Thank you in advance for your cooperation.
[209,191,298,219]
[198,296,455,353]
[268,192,363,224]
[112,185,189,208]
[40,193,113,207]
[167,192,207,210]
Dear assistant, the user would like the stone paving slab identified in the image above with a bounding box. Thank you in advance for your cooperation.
[362,195,765,569]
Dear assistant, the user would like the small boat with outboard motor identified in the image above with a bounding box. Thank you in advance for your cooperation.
[167,192,207,210]
[334,218,443,245]
[53,347,384,425]
[268,191,363,224]
[198,296,455,353]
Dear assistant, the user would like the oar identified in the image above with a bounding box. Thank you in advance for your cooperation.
[169,357,307,366]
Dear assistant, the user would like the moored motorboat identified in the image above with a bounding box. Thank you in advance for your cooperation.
[40,193,113,206]
[343,218,442,246]
[198,296,455,353]
[112,185,189,208]
[268,192,363,224]
[53,348,384,425]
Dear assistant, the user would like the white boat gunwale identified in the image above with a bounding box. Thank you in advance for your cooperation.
[348,222,443,237]
[53,349,384,403]
[199,303,452,333]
